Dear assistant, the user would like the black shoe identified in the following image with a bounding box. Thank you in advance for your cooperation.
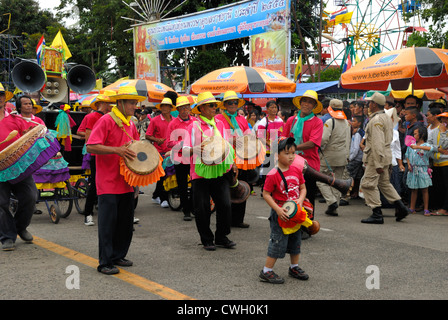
[215,238,236,249]
[259,270,284,284]
[325,202,339,216]
[361,208,384,224]
[233,223,250,228]
[183,214,192,221]
[394,200,410,221]
[18,230,33,242]
[339,199,349,206]
[288,266,309,280]
[203,243,216,251]
[113,258,133,267]
[97,265,119,275]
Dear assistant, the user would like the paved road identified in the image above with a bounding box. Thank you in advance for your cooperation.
[2,183,448,304]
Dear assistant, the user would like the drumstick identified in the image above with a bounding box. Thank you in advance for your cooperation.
[0,130,18,145]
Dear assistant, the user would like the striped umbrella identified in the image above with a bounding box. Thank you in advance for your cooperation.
[190,66,296,95]
[340,47,448,91]
[100,79,175,102]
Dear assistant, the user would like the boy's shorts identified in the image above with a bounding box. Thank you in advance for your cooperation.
[267,209,302,259]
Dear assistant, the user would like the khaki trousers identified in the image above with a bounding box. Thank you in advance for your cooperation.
[317,165,345,206]
[361,164,401,209]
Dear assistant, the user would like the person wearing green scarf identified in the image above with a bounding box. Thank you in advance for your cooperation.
[283,90,323,239]
[216,91,252,229]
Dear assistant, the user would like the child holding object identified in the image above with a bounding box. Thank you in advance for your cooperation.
[260,137,309,284]
[405,126,437,216]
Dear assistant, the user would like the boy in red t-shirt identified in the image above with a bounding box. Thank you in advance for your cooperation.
[260,137,309,284]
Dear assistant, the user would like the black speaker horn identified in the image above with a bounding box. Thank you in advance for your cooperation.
[11,59,46,93]
[66,64,96,94]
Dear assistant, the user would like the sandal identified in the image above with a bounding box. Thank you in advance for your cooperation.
[431,210,448,216]
[424,210,431,216]
[409,209,416,214]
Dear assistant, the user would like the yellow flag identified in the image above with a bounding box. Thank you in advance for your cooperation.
[95,79,103,90]
[335,12,353,25]
[51,30,72,60]
[13,87,22,95]
[294,54,302,82]
[443,40,445,49]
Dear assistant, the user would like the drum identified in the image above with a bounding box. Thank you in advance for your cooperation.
[0,125,60,184]
[119,140,165,187]
[234,134,266,170]
[195,135,234,179]
[282,200,298,218]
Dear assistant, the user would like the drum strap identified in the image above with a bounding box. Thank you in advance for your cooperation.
[277,168,289,195]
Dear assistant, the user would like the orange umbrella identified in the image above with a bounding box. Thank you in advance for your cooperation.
[340,47,448,91]
[390,84,446,101]
[190,66,296,95]
[100,79,175,102]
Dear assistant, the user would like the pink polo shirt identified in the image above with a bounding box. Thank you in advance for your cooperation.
[19,114,46,127]
[146,114,172,154]
[0,115,29,152]
[183,116,230,180]
[283,115,323,171]
[215,113,251,139]
[166,116,198,165]
[87,114,140,195]
[256,116,284,153]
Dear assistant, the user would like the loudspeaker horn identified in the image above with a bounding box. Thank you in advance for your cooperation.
[11,59,46,93]
[66,64,96,94]
[41,77,68,103]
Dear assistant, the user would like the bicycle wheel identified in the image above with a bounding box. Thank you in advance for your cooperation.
[56,181,73,218]
[74,178,88,214]
[49,204,61,224]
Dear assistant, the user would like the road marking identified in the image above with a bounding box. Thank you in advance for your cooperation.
[33,236,195,300]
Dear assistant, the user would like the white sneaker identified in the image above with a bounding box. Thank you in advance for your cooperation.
[160,200,169,208]
[133,217,140,224]
[152,197,161,204]
[84,215,94,226]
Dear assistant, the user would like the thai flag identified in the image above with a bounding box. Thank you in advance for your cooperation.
[330,7,348,20]
[36,35,45,64]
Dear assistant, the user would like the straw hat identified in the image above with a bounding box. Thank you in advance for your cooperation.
[365,91,386,106]
[385,107,399,128]
[218,91,245,109]
[176,96,192,108]
[0,83,13,102]
[155,97,176,111]
[191,92,219,114]
[292,90,323,114]
[91,90,115,110]
[110,86,147,102]
[31,99,43,114]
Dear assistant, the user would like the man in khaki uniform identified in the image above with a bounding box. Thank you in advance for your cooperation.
[317,99,351,216]
[360,92,410,224]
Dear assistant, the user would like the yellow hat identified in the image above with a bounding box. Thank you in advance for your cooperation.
[91,90,115,110]
[31,99,43,114]
[155,97,176,111]
[192,92,219,114]
[218,91,245,109]
[292,90,323,114]
[0,83,13,102]
[110,86,146,102]
[176,96,192,109]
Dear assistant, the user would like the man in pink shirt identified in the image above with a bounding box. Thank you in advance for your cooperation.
[215,91,252,228]
[146,97,174,208]
[283,90,323,236]
[16,96,46,127]
[87,86,143,275]
[183,92,235,251]
[0,89,37,251]
[166,96,197,221]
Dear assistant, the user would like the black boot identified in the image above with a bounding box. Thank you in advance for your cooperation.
[394,200,410,221]
[325,202,339,216]
[361,207,384,224]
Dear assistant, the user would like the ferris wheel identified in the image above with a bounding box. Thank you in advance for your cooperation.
[321,0,406,68]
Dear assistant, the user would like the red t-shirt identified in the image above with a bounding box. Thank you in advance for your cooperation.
[146,114,172,154]
[282,115,323,171]
[0,115,30,152]
[87,114,140,195]
[263,165,306,207]
[215,113,251,138]
[166,116,198,165]
[77,116,88,133]
[85,111,104,131]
